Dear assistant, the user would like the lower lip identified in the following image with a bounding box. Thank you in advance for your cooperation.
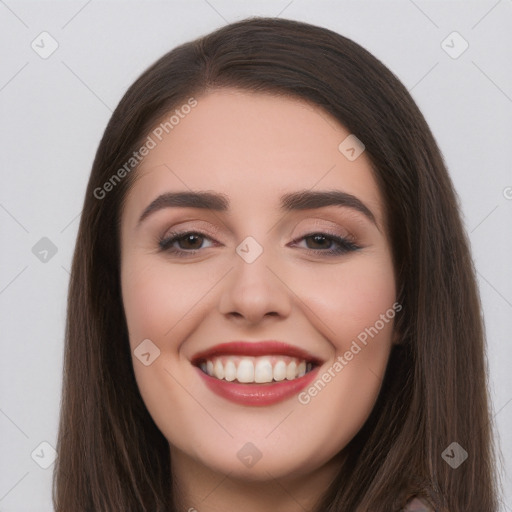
[195,365,320,406]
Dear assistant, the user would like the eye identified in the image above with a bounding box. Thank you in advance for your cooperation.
[159,230,360,257]
[290,232,360,256]
[159,231,216,256]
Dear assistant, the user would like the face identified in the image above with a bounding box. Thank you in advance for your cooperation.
[120,88,398,483]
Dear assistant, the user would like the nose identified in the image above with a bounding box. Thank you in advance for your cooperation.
[218,242,292,326]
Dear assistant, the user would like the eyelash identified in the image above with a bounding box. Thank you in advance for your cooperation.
[158,230,360,257]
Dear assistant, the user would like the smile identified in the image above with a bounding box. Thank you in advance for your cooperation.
[191,340,323,406]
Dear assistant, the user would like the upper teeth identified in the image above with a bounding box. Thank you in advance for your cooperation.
[199,356,313,383]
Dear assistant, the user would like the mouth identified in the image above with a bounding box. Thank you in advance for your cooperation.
[190,341,324,406]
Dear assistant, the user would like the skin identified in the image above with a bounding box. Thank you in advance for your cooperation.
[120,88,398,512]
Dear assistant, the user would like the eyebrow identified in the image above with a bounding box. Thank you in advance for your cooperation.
[137,189,378,227]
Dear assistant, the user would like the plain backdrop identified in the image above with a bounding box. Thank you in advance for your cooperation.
[1,1,511,510]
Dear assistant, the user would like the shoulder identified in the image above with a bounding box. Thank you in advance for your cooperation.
[402,497,434,511]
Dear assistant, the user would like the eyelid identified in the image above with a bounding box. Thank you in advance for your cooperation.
[158,223,354,247]
[160,220,222,240]
[288,220,356,247]
[158,215,356,242]
[290,228,356,245]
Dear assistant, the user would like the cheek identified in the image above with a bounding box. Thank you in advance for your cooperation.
[292,251,396,408]
[120,255,206,430]
[295,251,397,443]
[293,249,397,348]
[121,255,215,343]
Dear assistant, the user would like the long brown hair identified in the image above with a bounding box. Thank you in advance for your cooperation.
[53,17,499,511]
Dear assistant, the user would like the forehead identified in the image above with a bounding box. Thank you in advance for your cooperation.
[122,88,384,226]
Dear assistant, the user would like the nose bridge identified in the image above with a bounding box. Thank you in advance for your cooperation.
[218,234,291,322]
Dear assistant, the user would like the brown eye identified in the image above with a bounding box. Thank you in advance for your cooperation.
[304,234,334,250]
[159,231,216,255]
[174,233,205,250]
[291,232,360,256]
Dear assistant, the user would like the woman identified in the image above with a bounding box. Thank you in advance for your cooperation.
[53,17,499,512]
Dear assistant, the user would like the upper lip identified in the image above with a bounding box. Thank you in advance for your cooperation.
[190,341,325,366]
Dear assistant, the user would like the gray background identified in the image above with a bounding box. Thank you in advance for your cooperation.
[1,1,511,510]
